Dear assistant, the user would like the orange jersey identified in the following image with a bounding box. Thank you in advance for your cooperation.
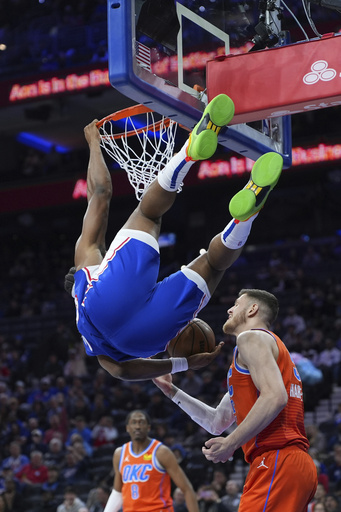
[119,439,174,512]
[228,329,309,463]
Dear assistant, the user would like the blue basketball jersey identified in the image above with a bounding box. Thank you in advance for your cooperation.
[74,229,210,361]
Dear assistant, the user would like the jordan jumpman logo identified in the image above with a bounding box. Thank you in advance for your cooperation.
[257,457,269,469]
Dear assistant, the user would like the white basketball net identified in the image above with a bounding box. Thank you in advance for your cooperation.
[98,111,178,201]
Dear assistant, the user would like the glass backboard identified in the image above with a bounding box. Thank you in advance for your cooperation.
[107,0,292,166]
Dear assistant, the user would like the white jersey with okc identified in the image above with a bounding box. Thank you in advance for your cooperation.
[74,229,210,361]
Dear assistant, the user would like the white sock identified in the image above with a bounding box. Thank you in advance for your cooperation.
[157,141,194,192]
[221,213,259,249]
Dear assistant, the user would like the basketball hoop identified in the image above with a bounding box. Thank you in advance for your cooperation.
[96,105,178,201]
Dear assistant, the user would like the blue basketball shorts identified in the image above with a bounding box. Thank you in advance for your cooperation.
[74,229,211,361]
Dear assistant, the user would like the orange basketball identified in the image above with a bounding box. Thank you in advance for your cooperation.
[167,318,216,358]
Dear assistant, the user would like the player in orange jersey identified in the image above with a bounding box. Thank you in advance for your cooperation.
[154,288,318,512]
[103,410,199,512]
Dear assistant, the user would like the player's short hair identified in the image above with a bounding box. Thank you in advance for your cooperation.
[64,266,76,296]
[125,409,151,426]
[238,289,279,326]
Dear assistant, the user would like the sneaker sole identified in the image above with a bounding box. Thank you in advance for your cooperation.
[187,94,235,160]
[198,94,235,131]
[229,152,283,221]
[188,130,218,160]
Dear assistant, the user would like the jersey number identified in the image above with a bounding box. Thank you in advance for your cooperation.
[131,484,139,500]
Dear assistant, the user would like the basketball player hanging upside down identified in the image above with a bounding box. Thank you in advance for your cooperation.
[64,94,283,381]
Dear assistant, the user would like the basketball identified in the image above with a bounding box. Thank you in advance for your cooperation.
[167,318,216,358]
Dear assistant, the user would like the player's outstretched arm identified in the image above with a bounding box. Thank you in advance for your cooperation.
[97,342,224,381]
[74,120,112,270]
[153,373,235,435]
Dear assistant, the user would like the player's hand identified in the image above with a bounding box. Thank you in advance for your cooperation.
[84,119,101,145]
[152,374,175,398]
[187,341,224,370]
[202,435,235,463]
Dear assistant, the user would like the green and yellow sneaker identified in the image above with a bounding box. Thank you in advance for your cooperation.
[187,94,235,161]
[229,152,283,221]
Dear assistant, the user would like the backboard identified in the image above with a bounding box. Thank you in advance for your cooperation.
[107,0,292,166]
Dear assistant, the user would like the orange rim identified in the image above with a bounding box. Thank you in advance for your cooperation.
[96,104,173,139]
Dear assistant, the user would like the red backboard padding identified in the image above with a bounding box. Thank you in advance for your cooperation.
[207,34,341,124]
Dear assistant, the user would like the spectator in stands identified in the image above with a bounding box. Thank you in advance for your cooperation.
[171,444,188,471]
[221,480,242,512]
[327,416,341,453]
[46,393,69,431]
[27,376,54,404]
[68,439,89,467]
[44,437,66,467]
[282,306,306,335]
[70,396,93,422]
[327,444,341,488]
[63,347,88,379]
[59,449,90,484]
[13,380,27,404]
[26,417,42,437]
[1,418,28,448]
[1,441,29,474]
[282,324,299,349]
[0,476,23,511]
[313,459,330,493]
[108,385,130,412]
[15,450,49,487]
[0,466,14,494]
[25,428,47,456]
[41,465,64,495]
[316,338,341,385]
[180,370,204,397]
[181,420,207,451]
[147,389,174,421]
[44,414,68,444]
[308,483,328,511]
[67,416,92,447]
[89,393,111,424]
[86,484,110,512]
[69,432,93,457]
[53,376,69,398]
[199,371,221,403]
[173,487,188,512]
[324,494,341,512]
[210,469,228,498]
[56,485,87,512]
[91,416,118,448]
[123,382,150,411]
[43,352,64,379]
[197,484,231,512]
[314,502,327,512]
[306,424,327,454]
[28,400,48,430]
[66,389,92,422]
[5,397,21,422]
[92,368,110,397]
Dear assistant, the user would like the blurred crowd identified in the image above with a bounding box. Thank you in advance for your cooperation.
[0,0,108,78]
